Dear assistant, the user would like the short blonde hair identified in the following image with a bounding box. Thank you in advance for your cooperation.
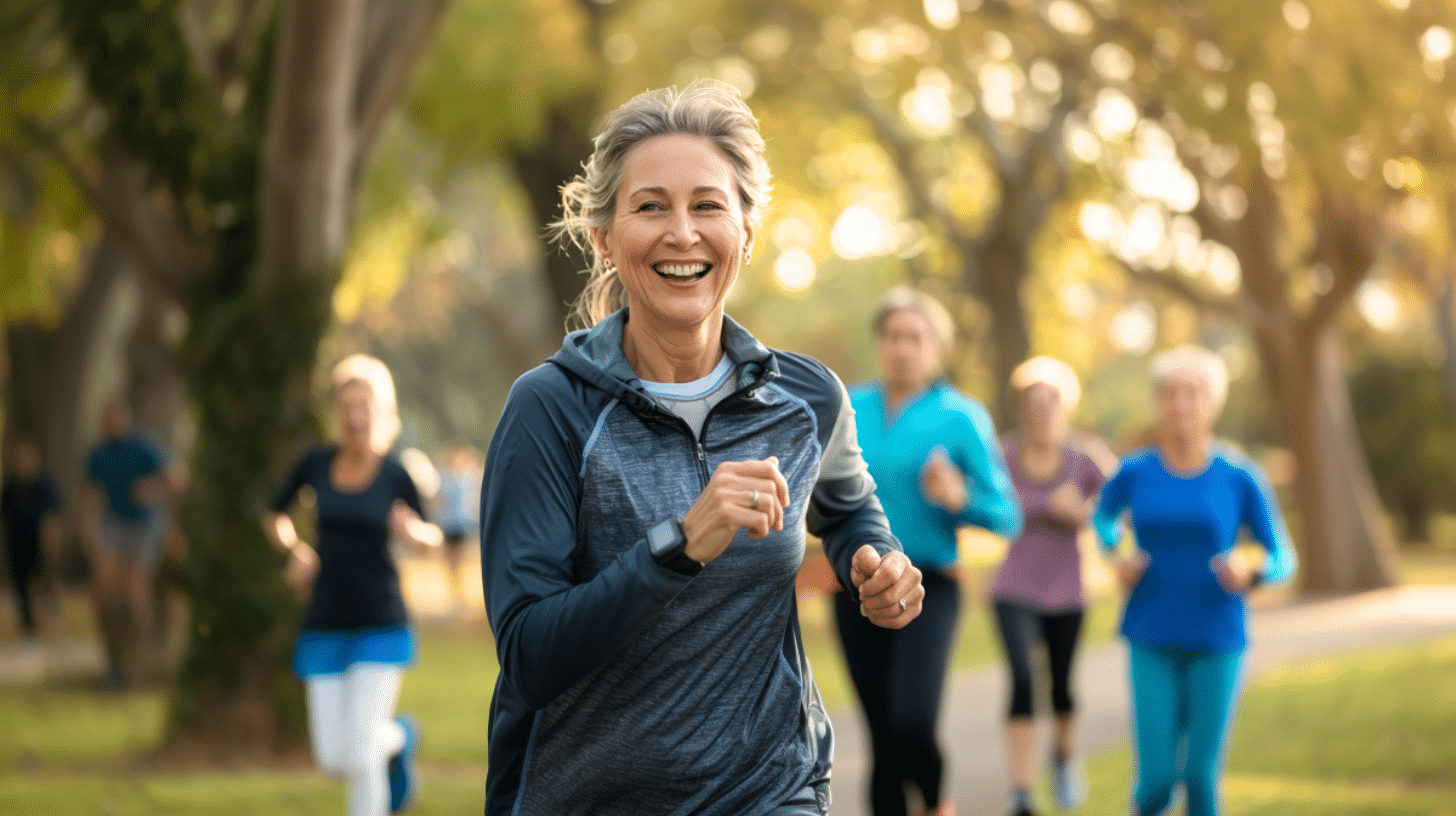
[552,80,772,329]
[331,354,401,454]
[1151,345,1229,410]
[1010,356,1082,413]
[873,287,956,350]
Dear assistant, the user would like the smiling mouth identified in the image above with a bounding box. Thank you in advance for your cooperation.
[653,262,711,281]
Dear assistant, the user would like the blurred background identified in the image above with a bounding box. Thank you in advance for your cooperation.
[1,0,1455,814]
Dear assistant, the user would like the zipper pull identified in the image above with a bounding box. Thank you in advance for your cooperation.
[697,443,705,461]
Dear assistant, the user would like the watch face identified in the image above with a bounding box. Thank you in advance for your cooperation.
[648,519,678,555]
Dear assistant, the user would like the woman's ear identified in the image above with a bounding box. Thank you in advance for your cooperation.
[591,226,612,269]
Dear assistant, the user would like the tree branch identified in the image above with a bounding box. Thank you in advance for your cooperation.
[177,0,222,89]
[968,105,1015,180]
[854,92,980,255]
[17,118,193,301]
[1122,261,1247,321]
[1306,186,1375,332]
[214,0,269,87]
[352,0,451,168]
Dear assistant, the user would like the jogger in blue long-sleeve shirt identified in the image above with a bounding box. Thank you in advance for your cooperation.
[1094,346,1296,816]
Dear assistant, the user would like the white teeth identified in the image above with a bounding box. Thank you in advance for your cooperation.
[655,263,709,278]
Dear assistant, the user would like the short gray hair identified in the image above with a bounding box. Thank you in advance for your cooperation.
[872,286,956,350]
[1151,345,1229,410]
[551,80,772,329]
[1010,356,1082,412]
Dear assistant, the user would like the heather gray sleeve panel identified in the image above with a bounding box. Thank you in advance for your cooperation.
[775,353,901,596]
[817,377,867,481]
[481,367,693,712]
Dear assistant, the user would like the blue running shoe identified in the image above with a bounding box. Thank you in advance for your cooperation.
[1050,752,1086,810]
[388,715,419,813]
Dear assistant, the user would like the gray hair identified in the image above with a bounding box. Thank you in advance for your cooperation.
[872,286,956,350]
[551,80,772,329]
[1010,355,1082,413]
[1151,345,1230,410]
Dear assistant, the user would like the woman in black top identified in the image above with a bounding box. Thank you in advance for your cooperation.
[1,438,61,641]
[265,354,442,816]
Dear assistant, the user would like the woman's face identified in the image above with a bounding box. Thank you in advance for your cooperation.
[593,133,752,333]
[335,380,376,453]
[1156,369,1218,445]
[10,442,39,477]
[877,307,942,393]
[1020,382,1065,440]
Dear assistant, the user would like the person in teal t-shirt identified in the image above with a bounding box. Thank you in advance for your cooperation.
[838,287,1023,816]
[83,400,182,688]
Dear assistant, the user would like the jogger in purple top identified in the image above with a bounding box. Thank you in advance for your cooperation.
[992,357,1109,816]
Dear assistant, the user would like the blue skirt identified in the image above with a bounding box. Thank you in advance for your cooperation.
[293,626,416,678]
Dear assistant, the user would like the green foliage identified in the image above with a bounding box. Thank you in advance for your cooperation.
[0,1,95,323]
[54,0,222,201]
[405,0,597,170]
[1349,353,1456,541]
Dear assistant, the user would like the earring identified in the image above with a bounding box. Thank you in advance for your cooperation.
[742,249,753,265]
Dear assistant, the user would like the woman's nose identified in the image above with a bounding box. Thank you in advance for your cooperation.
[663,206,699,247]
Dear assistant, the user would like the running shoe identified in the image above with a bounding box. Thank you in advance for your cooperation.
[1050,752,1087,810]
[388,714,419,813]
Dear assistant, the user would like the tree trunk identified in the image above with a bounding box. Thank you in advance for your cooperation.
[1433,270,1456,420]
[1255,321,1400,594]
[126,283,189,449]
[3,229,130,563]
[165,0,447,754]
[974,234,1032,425]
[509,102,598,330]
[1310,329,1401,587]
[1397,496,1431,546]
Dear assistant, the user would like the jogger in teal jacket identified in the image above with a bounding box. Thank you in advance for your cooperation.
[836,288,1022,816]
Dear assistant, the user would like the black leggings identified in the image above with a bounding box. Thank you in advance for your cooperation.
[834,569,960,816]
[992,600,1084,719]
[5,547,38,637]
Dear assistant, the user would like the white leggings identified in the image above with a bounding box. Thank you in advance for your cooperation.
[306,664,407,816]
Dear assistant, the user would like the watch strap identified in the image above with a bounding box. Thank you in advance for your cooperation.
[648,518,703,577]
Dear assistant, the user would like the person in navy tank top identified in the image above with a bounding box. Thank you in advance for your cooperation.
[266,354,443,815]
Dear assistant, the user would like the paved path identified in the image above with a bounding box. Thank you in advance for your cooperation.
[825,585,1456,816]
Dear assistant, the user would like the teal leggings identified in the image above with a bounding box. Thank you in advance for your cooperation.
[1128,644,1245,816]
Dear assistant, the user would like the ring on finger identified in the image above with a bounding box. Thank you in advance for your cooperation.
[748,488,759,510]
[898,599,907,614]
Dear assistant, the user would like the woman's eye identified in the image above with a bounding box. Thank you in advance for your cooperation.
[636,202,664,212]
[695,201,723,210]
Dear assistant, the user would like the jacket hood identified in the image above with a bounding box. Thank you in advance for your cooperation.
[548,309,779,415]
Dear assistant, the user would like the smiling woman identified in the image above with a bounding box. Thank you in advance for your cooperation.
[480,81,925,816]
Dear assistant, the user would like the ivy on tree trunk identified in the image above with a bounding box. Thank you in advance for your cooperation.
[48,0,448,752]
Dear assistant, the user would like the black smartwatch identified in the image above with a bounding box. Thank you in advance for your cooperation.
[646,518,703,577]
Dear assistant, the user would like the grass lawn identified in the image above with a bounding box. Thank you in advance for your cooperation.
[0,564,1116,815]
[1066,635,1456,816]
[1,547,1452,814]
